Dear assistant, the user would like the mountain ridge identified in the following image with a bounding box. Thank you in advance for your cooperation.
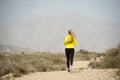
[0,44,35,53]
[0,14,120,52]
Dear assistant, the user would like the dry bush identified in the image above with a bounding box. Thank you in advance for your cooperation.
[106,48,119,56]
[117,70,120,77]
[0,52,66,77]
[89,44,120,69]
[75,52,100,60]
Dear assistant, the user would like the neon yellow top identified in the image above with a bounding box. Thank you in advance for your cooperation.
[64,35,77,48]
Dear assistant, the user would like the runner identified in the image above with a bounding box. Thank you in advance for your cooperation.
[64,29,77,72]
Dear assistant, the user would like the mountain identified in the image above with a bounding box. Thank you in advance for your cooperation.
[0,14,120,52]
[0,45,35,53]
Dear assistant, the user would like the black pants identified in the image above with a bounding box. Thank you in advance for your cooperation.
[65,48,74,69]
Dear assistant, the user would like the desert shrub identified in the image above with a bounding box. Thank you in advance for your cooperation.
[106,48,119,56]
[77,49,89,54]
[89,44,120,69]
[0,61,35,77]
[89,61,100,68]
[0,61,16,76]
[117,70,120,77]
[0,52,66,77]
[75,52,99,60]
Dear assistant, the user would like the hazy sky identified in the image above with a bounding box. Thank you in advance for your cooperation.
[0,0,120,24]
[0,0,120,52]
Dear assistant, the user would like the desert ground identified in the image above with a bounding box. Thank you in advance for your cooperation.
[14,61,118,80]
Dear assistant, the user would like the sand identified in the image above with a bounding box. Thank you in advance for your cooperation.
[14,61,119,80]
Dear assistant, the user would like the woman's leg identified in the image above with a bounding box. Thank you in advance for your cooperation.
[70,48,74,66]
[65,49,70,70]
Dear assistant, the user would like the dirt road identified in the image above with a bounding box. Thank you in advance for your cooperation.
[14,61,118,80]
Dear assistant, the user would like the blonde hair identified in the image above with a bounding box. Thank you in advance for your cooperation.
[68,29,76,38]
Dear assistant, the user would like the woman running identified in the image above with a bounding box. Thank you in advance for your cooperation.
[64,29,77,72]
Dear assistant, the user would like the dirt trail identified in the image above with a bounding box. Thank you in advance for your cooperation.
[14,61,118,80]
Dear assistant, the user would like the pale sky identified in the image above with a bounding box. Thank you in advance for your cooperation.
[0,0,120,24]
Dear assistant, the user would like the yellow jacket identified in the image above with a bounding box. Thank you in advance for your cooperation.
[64,35,77,48]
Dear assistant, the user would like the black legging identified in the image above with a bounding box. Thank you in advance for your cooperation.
[65,48,74,69]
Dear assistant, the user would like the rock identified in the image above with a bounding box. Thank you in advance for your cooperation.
[95,57,100,62]
[90,58,95,61]
[0,73,13,80]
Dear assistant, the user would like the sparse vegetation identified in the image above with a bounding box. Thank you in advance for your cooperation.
[89,44,120,76]
[0,49,100,78]
[75,49,101,60]
[0,52,66,77]
[1,45,120,78]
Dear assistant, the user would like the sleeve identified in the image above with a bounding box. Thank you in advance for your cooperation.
[64,36,68,45]
[73,38,77,46]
